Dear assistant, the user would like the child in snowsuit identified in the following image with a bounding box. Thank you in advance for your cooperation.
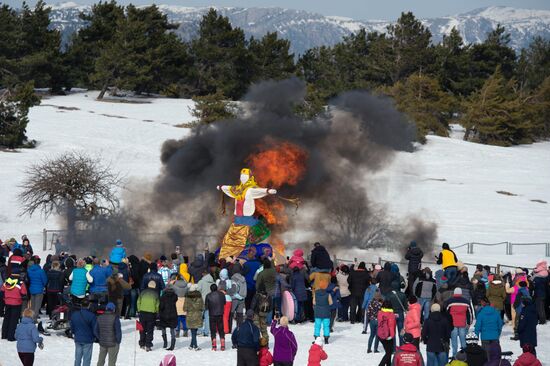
[15,308,43,366]
[308,337,328,366]
[313,279,332,344]
[258,337,273,366]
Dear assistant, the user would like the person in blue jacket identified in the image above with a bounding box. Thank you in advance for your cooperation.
[361,280,378,334]
[242,251,261,310]
[27,256,48,322]
[474,297,503,352]
[232,309,260,364]
[70,298,97,366]
[16,308,43,366]
[89,258,113,306]
[518,299,538,355]
[109,240,126,266]
[70,259,94,303]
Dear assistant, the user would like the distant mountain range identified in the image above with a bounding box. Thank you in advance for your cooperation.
[47,2,550,55]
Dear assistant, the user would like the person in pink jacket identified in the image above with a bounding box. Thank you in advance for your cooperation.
[288,249,306,270]
[404,296,422,348]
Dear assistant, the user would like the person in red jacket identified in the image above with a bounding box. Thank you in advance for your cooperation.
[392,333,425,366]
[446,287,472,358]
[404,296,422,348]
[258,337,273,366]
[307,337,328,366]
[377,300,397,366]
[513,344,542,366]
[1,276,28,341]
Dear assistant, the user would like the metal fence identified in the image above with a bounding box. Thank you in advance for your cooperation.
[458,241,550,256]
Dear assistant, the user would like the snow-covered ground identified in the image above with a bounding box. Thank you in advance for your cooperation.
[1,92,549,267]
[1,92,550,364]
[0,316,547,365]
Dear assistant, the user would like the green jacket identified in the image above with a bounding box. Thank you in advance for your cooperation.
[256,267,277,297]
[137,288,159,313]
[183,290,204,329]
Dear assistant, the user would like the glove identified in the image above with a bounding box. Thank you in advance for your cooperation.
[38,342,44,350]
[267,189,277,195]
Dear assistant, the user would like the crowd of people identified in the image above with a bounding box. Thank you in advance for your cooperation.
[0,236,548,366]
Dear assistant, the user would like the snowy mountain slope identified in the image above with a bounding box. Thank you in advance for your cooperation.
[1,93,549,267]
[45,3,550,55]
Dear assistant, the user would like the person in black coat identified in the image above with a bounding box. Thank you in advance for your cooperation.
[232,309,260,364]
[347,262,371,324]
[405,241,423,294]
[310,242,333,271]
[159,287,178,350]
[205,283,226,350]
[422,303,451,364]
[464,333,488,366]
[376,262,397,297]
[518,299,538,354]
[46,261,64,316]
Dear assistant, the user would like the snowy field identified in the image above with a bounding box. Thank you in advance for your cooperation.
[1,92,550,364]
[1,91,549,267]
[0,315,548,366]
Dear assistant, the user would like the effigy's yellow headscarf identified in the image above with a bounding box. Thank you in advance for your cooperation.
[228,168,258,200]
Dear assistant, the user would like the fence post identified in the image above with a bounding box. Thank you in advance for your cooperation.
[42,228,47,251]
[497,264,501,274]
[470,242,474,254]
[508,242,513,255]
[546,243,550,258]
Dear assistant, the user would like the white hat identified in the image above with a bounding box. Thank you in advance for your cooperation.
[314,337,324,346]
[454,287,463,296]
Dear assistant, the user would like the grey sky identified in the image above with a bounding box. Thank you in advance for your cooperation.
[5,0,550,20]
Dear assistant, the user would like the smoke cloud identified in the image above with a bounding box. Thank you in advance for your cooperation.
[72,77,438,257]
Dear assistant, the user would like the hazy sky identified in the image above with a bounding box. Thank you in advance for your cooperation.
[5,0,550,19]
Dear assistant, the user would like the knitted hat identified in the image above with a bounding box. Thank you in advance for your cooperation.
[144,252,153,261]
[456,351,467,361]
[466,332,479,344]
[314,337,324,346]
[403,333,414,344]
[454,287,463,296]
[515,268,524,274]
[440,276,448,283]
[148,280,157,289]
[260,337,268,347]
[374,264,382,270]
[189,284,198,292]
[431,303,441,312]
[105,302,116,312]
[116,239,122,246]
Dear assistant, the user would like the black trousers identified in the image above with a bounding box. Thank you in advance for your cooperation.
[18,352,35,366]
[139,312,156,348]
[245,288,256,311]
[2,304,21,341]
[379,338,394,366]
[349,294,363,323]
[46,292,60,316]
[237,347,259,366]
[535,297,546,323]
[209,315,225,339]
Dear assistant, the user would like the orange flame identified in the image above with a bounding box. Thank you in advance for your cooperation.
[246,139,308,228]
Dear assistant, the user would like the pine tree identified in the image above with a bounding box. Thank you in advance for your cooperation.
[249,32,295,82]
[189,90,235,125]
[523,76,550,139]
[517,37,550,91]
[190,9,253,99]
[0,82,40,149]
[386,12,433,83]
[461,67,532,146]
[383,73,454,142]
[0,4,21,87]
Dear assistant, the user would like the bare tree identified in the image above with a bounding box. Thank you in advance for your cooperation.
[18,151,121,245]
[317,191,393,249]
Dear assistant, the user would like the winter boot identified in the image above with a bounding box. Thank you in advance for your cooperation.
[162,334,168,349]
[220,338,226,351]
[183,330,188,337]
[166,337,176,351]
[175,329,180,338]
[211,339,217,351]
[324,336,330,345]
[38,321,50,336]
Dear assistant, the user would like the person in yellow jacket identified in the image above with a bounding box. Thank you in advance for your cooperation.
[436,243,458,285]
[179,263,194,283]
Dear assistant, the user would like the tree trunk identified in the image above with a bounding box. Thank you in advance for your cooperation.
[66,202,77,251]
[98,82,109,100]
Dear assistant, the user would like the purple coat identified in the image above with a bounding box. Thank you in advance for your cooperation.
[270,320,298,363]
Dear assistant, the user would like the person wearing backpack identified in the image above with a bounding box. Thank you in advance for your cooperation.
[377,300,397,366]
[231,262,248,329]
[252,289,272,341]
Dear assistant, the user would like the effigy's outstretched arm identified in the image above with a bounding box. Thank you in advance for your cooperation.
[247,187,277,199]
[217,185,234,197]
